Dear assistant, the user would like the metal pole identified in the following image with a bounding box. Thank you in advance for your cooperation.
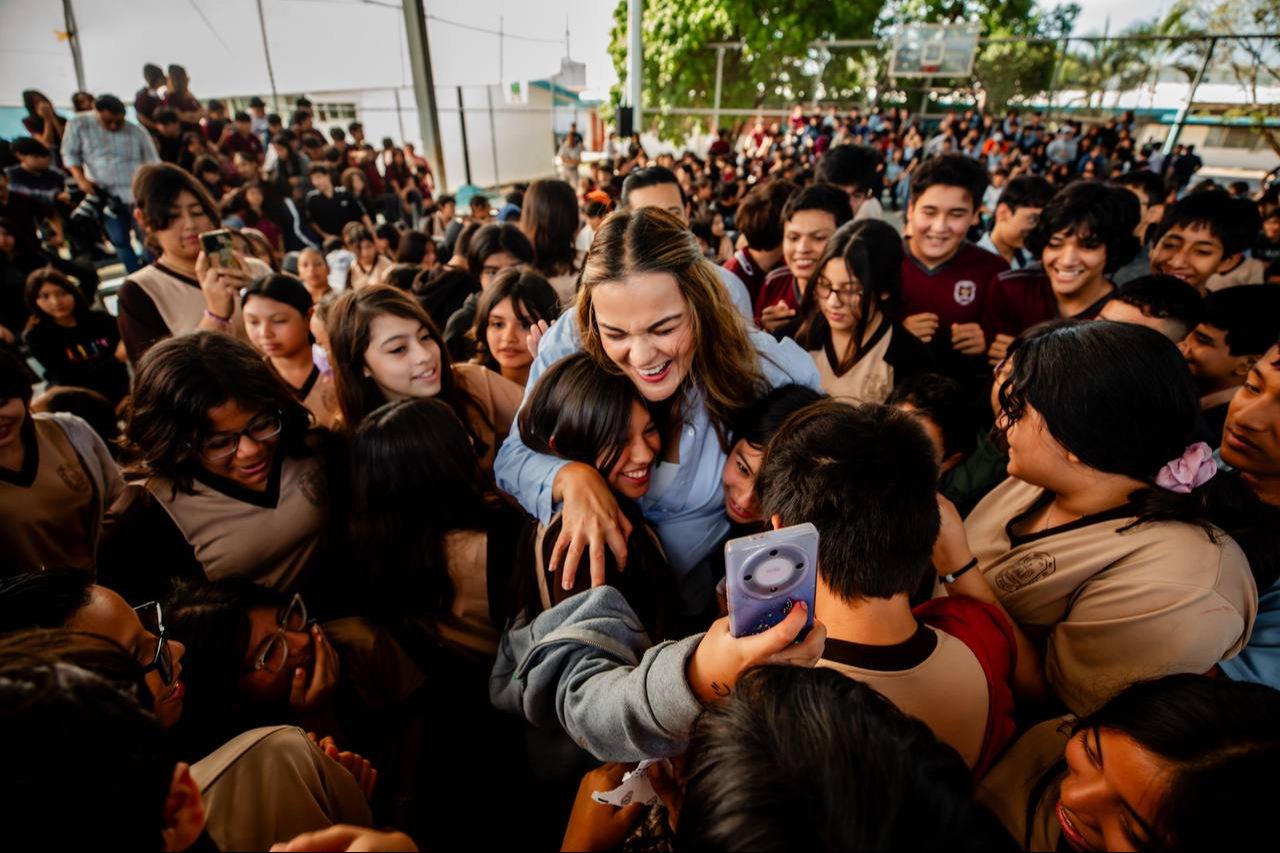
[628,0,643,135]
[498,16,504,85]
[712,46,725,133]
[61,0,86,92]
[401,0,448,190]
[393,88,406,142]
[254,0,280,115]
[487,85,499,186]
[1162,36,1217,156]
[457,87,473,185]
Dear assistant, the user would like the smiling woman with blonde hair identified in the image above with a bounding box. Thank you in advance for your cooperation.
[495,206,821,614]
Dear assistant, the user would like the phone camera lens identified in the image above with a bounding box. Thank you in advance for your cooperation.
[744,574,752,581]
[770,586,778,592]
[769,549,778,556]
[795,563,804,570]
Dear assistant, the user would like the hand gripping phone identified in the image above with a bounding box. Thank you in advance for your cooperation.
[199,228,241,271]
[724,522,818,638]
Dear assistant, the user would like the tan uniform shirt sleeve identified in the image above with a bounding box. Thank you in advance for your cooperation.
[1046,544,1255,714]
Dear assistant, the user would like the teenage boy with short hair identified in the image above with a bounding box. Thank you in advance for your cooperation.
[814,144,884,221]
[755,400,1017,774]
[1098,274,1205,343]
[219,111,264,162]
[976,174,1054,269]
[899,155,1009,381]
[723,180,798,306]
[1150,191,1263,294]
[754,183,853,331]
[305,163,373,243]
[1180,286,1280,438]
[1110,169,1167,284]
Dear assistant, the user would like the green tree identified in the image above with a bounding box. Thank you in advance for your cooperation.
[607,0,884,140]
[1198,0,1280,156]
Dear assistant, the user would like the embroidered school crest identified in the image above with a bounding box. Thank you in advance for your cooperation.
[953,280,977,306]
[993,551,1056,594]
[55,463,89,492]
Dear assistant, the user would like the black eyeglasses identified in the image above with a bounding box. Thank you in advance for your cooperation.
[132,601,177,686]
[198,410,284,461]
[813,278,864,302]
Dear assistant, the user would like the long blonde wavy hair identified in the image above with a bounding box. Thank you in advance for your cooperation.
[576,207,765,449]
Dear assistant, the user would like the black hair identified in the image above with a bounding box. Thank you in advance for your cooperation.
[233,110,250,123]
[93,94,125,115]
[142,63,165,86]
[10,137,50,158]
[520,179,579,277]
[1201,286,1280,356]
[374,222,401,254]
[814,144,883,192]
[1112,169,1167,207]
[0,633,171,850]
[123,332,314,493]
[1108,275,1205,339]
[730,383,826,450]
[794,219,903,375]
[909,153,989,210]
[678,665,1013,852]
[781,183,854,228]
[342,221,373,248]
[1025,182,1140,274]
[1153,190,1263,257]
[0,347,36,406]
[1028,675,1280,851]
[350,398,507,633]
[620,166,683,208]
[518,352,648,478]
[886,372,977,460]
[995,174,1054,214]
[152,108,178,126]
[0,569,93,633]
[471,268,562,373]
[465,223,533,281]
[394,231,435,266]
[131,163,220,237]
[730,180,798,252]
[24,265,90,324]
[381,263,419,292]
[757,400,940,600]
[241,272,314,318]
[306,161,331,177]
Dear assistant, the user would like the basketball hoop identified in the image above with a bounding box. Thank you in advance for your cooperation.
[889,24,981,79]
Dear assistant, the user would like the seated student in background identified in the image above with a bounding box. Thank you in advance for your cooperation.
[342,222,393,290]
[976,174,1054,270]
[754,183,853,331]
[1218,340,1280,689]
[562,667,1013,853]
[98,333,346,607]
[296,246,335,304]
[1097,274,1204,343]
[787,219,931,402]
[442,222,534,361]
[1256,208,1280,284]
[886,372,986,508]
[979,674,1280,851]
[984,182,1137,364]
[326,284,522,470]
[932,319,1257,715]
[513,353,680,639]
[1149,189,1263,295]
[242,273,339,429]
[22,266,129,407]
[756,400,1017,773]
[722,180,798,306]
[0,631,377,853]
[1178,285,1280,439]
[116,163,272,364]
[898,154,1008,384]
[0,350,121,576]
[1110,169,1168,285]
[469,267,560,388]
[720,383,826,532]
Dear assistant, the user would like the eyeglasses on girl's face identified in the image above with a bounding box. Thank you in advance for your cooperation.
[199,410,284,462]
[132,601,177,685]
[813,278,864,303]
[252,593,311,673]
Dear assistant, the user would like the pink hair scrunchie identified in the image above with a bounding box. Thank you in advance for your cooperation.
[1155,442,1217,494]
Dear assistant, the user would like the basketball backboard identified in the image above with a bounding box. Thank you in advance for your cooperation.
[889,24,981,78]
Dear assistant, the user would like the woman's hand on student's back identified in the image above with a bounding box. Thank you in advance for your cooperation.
[551,463,633,590]
[686,602,826,705]
[560,763,646,853]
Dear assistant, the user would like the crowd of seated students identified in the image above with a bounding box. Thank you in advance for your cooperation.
[3,88,1280,852]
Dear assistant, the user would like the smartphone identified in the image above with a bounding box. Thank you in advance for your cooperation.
[724,522,818,639]
[199,229,241,271]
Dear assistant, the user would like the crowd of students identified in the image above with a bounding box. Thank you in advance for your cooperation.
[2,83,1280,851]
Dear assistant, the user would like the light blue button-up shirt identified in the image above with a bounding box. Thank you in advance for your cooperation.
[494,302,821,588]
[60,113,159,204]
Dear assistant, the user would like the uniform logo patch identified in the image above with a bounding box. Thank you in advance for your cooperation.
[56,463,89,492]
[954,280,977,306]
[993,551,1056,594]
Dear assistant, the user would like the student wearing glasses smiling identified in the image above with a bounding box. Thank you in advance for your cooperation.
[787,219,932,403]
[98,332,347,608]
